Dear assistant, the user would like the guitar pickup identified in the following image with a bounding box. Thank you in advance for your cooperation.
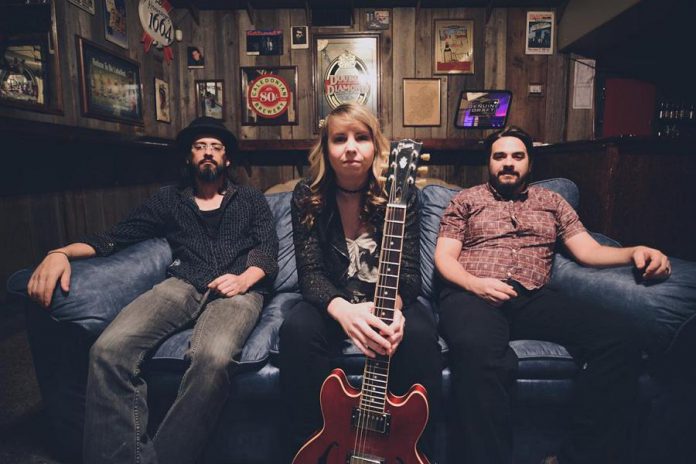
[351,408,391,435]
[346,453,385,464]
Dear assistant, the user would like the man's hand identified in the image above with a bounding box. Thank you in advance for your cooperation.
[328,298,395,358]
[208,273,251,297]
[467,277,518,307]
[632,246,671,280]
[28,252,72,308]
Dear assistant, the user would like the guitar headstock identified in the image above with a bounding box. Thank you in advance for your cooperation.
[383,139,429,205]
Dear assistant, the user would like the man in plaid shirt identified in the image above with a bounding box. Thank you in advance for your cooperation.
[434,126,670,464]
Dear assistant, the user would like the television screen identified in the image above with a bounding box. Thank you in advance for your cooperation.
[454,90,512,128]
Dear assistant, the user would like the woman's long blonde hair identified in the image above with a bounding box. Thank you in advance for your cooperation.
[298,103,389,228]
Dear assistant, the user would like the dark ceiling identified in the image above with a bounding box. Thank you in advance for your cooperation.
[171,0,567,10]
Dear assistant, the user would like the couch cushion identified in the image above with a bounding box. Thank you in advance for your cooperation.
[149,292,304,371]
[265,191,298,293]
[6,238,172,334]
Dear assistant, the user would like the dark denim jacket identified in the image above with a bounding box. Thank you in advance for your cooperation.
[290,179,422,311]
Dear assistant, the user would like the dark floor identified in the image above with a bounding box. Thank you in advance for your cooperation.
[0,305,66,464]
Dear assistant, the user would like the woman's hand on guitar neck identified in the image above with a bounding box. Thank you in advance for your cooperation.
[328,297,395,358]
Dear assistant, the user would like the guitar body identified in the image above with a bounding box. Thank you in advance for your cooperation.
[293,368,430,464]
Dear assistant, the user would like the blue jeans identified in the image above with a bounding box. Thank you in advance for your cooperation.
[83,277,263,464]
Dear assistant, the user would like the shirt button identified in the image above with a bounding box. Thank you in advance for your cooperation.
[512,249,517,253]
[507,272,512,277]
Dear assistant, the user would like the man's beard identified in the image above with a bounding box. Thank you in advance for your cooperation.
[489,169,529,196]
[189,160,225,183]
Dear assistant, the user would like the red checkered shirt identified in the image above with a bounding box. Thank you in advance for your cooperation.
[438,183,586,289]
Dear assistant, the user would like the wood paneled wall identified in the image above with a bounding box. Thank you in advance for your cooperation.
[0,3,596,302]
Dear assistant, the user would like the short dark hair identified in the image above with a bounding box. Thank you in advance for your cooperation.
[484,126,534,159]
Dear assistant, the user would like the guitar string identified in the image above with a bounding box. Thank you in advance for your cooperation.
[357,180,403,460]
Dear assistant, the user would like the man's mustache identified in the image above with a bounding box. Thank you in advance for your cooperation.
[498,169,519,177]
[198,158,218,167]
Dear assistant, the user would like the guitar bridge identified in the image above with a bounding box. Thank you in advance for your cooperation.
[346,453,385,464]
[351,408,391,435]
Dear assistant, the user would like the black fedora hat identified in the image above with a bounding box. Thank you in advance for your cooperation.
[176,116,237,152]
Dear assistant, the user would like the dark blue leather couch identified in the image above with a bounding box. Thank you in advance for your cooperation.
[7,179,696,464]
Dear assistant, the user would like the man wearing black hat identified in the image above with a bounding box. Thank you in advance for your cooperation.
[28,117,279,464]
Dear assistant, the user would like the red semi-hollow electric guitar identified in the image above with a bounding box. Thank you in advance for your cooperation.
[293,140,430,464]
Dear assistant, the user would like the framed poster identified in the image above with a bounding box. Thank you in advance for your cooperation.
[403,78,441,127]
[366,10,390,30]
[76,36,143,125]
[195,79,224,120]
[0,41,50,111]
[154,77,170,123]
[240,66,298,126]
[68,0,95,15]
[433,19,474,75]
[104,0,128,49]
[290,26,309,49]
[246,30,283,56]
[313,33,380,130]
[525,11,554,55]
[187,46,204,68]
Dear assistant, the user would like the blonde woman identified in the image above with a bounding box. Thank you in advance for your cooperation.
[279,103,441,460]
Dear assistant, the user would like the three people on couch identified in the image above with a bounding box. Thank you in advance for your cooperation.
[28,108,671,464]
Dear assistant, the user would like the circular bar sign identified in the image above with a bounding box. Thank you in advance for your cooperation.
[139,0,174,60]
[248,74,291,118]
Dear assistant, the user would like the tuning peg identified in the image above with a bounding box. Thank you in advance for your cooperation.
[419,153,431,162]
[417,166,429,175]
[378,176,387,183]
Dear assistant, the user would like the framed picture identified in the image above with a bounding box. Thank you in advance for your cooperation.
[454,90,512,129]
[104,0,128,49]
[403,78,441,127]
[68,0,95,15]
[366,10,390,30]
[76,36,143,125]
[195,80,224,120]
[154,78,170,123]
[187,46,204,69]
[246,30,283,56]
[433,19,474,75]
[240,66,298,126]
[313,33,380,130]
[0,41,50,111]
[290,26,309,49]
[525,11,554,55]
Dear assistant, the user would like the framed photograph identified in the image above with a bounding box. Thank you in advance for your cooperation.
[366,10,390,30]
[246,30,283,56]
[104,0,128,49]
[313,33,380,130]
[454,90,512,129]
[187,46,204,69]
[0,41,50,111]
[76,36,143,125]
[195,80,224,120]
[154,78,170,123]
[403,78,441,127]
[240,66,298,126]
[290,26,309,49]
[525,11,554,55]
[433,19,474,75]
[68,0,95,15]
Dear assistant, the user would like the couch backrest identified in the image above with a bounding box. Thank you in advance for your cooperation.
[265,191,298,293]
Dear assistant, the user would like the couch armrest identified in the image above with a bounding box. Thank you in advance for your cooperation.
[549,250,696,356]
[6,238,172,336]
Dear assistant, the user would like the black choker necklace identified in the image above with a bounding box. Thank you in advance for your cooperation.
[336,184,366,194]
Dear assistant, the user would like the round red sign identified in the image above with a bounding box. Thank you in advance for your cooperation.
[247,74,291,118]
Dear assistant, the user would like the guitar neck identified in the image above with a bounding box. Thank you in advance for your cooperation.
[359,202,406,413]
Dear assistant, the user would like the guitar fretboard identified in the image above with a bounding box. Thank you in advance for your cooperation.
[359,203,406,414]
